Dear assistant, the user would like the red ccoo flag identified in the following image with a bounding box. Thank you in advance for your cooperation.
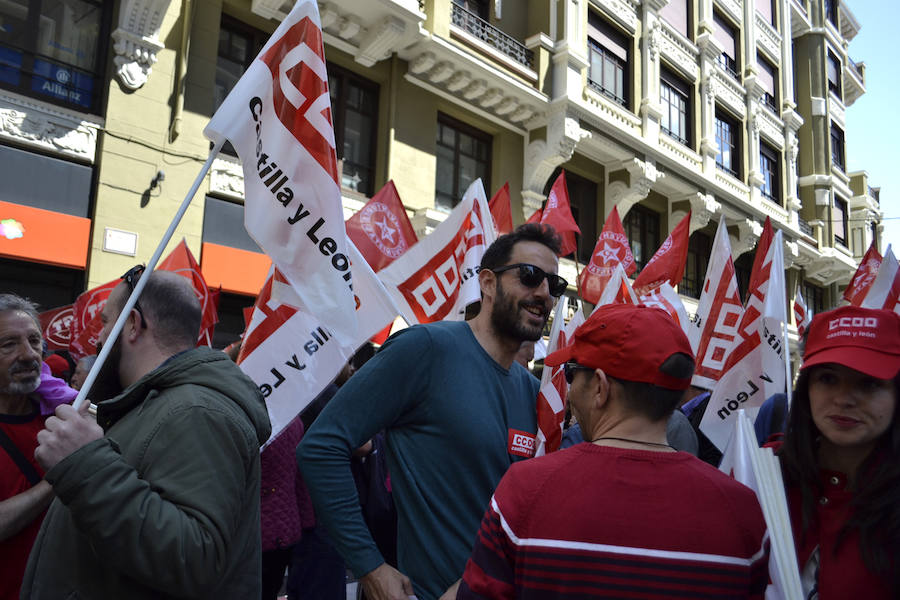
[578,207,635,304]
[540,171,580,256]
[633,211,691,296]
[39,304,74,352]
[345,180,418,273]
[488,182,513,235]
[844,240,882,306]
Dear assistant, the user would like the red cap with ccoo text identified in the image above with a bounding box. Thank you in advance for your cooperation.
[802,305,900,380]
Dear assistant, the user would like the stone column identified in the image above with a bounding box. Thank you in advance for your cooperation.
[639,0,667,142]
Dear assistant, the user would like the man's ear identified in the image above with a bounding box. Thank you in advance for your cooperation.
[592,368,611,412]
[124,308,143,343]
[478,267,496,303]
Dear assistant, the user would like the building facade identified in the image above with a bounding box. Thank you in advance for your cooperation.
[0,0,883,349]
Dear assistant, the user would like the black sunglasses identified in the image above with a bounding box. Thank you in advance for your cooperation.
[120,264,148,329]
[564,362,594,384]
[491,263,568,297]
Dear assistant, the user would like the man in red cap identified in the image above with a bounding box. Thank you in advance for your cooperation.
[458,303,770,599]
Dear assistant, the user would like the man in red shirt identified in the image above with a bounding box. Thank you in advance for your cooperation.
[0,294,57,600]
[458,304,770,599]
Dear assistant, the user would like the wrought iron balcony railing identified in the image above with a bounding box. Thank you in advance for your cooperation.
[451,3,534,69]
[798,216,812,236]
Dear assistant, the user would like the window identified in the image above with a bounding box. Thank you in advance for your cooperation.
[660,69,691,145]
[756,0,775,26]
[328,65,379,195]
[826,51,841,98]
[435,114,491,210]
[712,13,738,77]
[715,109,740,178]
[623,204,660,273]
[588,13,629,107]
[0,0,108,112]
[659,0,690,39]
[802,281,826,315]
[682,231,711,299]
[544,168,597,263]
[830,122,845,171]
[824,0,838,26]
[215,18,265,112]
[833,196,848,246]
[757,55,778,111]
[452,0,489,19]
[760,142,781,204]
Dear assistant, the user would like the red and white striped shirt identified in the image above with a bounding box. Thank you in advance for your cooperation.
[459,443,769,599]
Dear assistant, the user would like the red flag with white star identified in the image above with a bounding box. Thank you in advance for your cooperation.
[346,180,418,273]
[577,207,635,304]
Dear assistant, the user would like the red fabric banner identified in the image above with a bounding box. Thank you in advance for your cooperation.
[540,171,580,257]
[633,211,691,296]
[577,207,635,304]
[488,182,513,235]
[345,180,418,273]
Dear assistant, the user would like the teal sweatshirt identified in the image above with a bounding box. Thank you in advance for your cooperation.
[297,321,539,599]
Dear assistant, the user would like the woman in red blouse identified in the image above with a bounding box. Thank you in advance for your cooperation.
[778,305,899,598]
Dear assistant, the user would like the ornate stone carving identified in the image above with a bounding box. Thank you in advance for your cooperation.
[647,20,661,61]
[479,88,503,108]
[446,71,472,92]
[338,16,363,40]
[730,219,763,257]
[410,52,436,75]
[658,21,699,81]
[462,80,488,100]
[757,107,785,148]
[609,158,664,217]
[677,193,721,232]
[510,105,536,123]
[357,16,405,67]
[755,12,782,62]
[594,0,639,32]
[495,97,518,116]
[428,62,455,84]
[209,156,245,200]
[522,113,591,201]
[0,94,99,162]
[712,69,746,117]
[111,0,171,90]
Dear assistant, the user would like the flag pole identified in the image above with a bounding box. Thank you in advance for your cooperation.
[74,141,224,410]
[782,320,793,409]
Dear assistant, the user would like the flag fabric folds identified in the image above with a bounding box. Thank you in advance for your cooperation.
[38,304,74,352]
[700,225,788,451]
[540,171,580,257]
[203,0,358,342]
[345,180,417,273]
[687,218,744,390]
[793,289,811,337]
[843,240,882,306]
[632,211,691,296]
[68,280,119,360]
[638,283,690,335]
[525,209,542,224]
[488,182,513,235]
[861,245,899,314]
[378,179,495,324]
[593,262,639,308]
[578,207,635,304]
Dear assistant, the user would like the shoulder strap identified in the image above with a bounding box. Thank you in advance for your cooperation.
[0,425,41,486]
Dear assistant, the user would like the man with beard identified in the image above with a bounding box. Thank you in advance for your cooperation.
[298,224,564,600]
[21,268,272,599]
[0,294,62,600]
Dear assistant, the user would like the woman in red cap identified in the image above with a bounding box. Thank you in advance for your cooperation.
[777,305,900,598]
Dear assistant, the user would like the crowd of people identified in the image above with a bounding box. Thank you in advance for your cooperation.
[1,223,897,599]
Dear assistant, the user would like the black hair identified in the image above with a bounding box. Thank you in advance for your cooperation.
[780,368,900,592]
[122,271,202,351]
[480,223,561,270]
[609,353,695,422]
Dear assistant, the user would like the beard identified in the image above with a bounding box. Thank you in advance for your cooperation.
[490,281,550,343]
[2,359,41,395]
[88,337,124,401]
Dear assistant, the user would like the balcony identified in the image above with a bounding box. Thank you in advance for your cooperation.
[450,3,533,69]
[843,56,865,106]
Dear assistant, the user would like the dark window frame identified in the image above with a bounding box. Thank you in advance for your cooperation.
[660,68,692,146]
[833,196,848,246]
[587,15,629,108]
[758,54,779,111]
[435,113,492,210]
[802,280,826,315]
[452,0,489,20]
[759,141,781,205]
[215,17,268,156]
[328,63,380,196]
[682,230,711,299]
[830,122,845,172]
[713,12,739,78]
[715,108,741,178]
[824,0,838,27]
[826,50,842,98]
[623,204,661,274]
[0,0,112,114]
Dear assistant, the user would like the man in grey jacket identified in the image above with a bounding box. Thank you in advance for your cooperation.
[22,268,271,599]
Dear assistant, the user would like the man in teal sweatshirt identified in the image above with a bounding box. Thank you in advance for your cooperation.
[298,224,565,600]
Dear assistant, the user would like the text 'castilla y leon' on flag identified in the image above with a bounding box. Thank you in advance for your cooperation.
[203,0,357,342]
[378,178,496,324]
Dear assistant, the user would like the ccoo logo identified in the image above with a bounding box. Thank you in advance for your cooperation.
[259,17,338,184]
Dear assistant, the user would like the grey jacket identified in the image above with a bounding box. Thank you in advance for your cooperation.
[21,347,271,599]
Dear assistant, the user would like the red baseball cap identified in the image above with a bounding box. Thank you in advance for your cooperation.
[545,303,694,390]
[44,354,69,378]
[802,305,900,380]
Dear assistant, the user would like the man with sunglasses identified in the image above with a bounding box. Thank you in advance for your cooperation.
[458,303,770,598]
[299,224,564,600]
[22,268,272,599]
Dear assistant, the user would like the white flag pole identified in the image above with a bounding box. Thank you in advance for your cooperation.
[74,142,224,410]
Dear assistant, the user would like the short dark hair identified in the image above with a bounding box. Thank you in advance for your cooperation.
[480,223,561,270]
[609,353,694,422]
[0,293,40,329]
[127,271,202,351]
